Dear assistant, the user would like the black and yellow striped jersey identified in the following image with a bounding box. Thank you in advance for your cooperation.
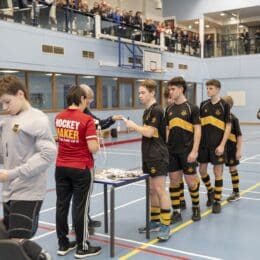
[142,103,169,162]
[226,113,242,150]
[165,101,200,153]
[200,98,231,148]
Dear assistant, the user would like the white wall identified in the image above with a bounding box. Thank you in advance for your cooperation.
[163,0,260,20]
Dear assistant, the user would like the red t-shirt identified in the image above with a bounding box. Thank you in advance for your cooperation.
[55,108,97,169]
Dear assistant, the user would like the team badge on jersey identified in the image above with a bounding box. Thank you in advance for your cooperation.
[218,157,224,163]
[215,109,221,116]
[150,167,156,174]
[230,159,234,164]
[12,124,20,133]
[181,110,187,116]
[204,109,208,113]
[187,167,194,173]
[151,117,156,123]
[169,112,173,116]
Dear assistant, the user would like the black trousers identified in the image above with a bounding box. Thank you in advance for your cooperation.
[55,166,91,247]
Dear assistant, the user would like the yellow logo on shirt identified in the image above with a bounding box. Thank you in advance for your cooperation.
[218,157,224,163]
[187,167,194,173]
[12,124,19,133]
[181,110,187,116]
[151,117,156,123]
[215,109,221,116]
[151,167,157,174]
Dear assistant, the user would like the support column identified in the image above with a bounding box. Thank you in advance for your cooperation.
[199,15,204,58]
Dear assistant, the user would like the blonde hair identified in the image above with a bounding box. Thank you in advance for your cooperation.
[222,95,234,108]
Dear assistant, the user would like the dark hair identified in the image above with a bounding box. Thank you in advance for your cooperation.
[140,80,157,95]
[206,79,221,88]
[0,75,29,100]
[167,76,187,94]
[163,87,169,99]
[66,85,86,106]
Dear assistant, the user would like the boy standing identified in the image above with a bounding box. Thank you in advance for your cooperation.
[198,79,231,213]
[123,80,171,241]
[222,96,242,201]
[0,75,57,259]
[166,77,201,222]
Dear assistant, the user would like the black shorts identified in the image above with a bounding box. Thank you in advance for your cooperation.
[3,200,43,239]
[143,160,168,178]
[225,148,239,166]
[169,152,197,175]
[198,147,225,165]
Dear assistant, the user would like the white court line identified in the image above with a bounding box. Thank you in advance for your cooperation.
[36,220,221,260]
[241,161,260,164]
[240,154,260,162]
[32,230,56,241]
[40,182,142,214]
[95,232,223,260]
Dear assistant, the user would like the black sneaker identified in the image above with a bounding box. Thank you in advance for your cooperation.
[89,219,101,228]
[57,241,77,256]
[180,200,187,210]
[170,211,182,224]
[227,192,240,202]
[212,200,221,214]
[192,206,201,221]
[206,190,214,207]
[74,244,102,259]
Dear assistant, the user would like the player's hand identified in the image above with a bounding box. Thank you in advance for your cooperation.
[122,118,136,129]
[187,151,198,163]
[215,145,224,156]
[0,171,9,182]
[236,150,242,160]
[112,115,124,121]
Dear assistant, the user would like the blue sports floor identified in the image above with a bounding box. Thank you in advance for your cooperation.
[1,125,260,260]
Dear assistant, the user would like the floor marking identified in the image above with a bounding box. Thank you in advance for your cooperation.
[118,182,260,260]
[95,233,222,260]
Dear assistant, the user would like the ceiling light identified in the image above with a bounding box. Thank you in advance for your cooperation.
[112,77,118,80]
[239,24,244,28]
[0,70,19,73]
[137,79,145,82]
[205,24,210,28]
[45,73,61,76]
[220,12,226,16]
[194,20,199,24]
[82,75,95,78]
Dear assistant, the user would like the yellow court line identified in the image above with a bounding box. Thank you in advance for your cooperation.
[119,182,260,260]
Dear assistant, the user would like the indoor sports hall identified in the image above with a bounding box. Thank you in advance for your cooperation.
[1,0,260,260]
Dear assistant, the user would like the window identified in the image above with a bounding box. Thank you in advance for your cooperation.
[79,75,97,109]
[56,74,76,109]
[119,80,133,108]
[102,77,118,108]
[29,72,53,110]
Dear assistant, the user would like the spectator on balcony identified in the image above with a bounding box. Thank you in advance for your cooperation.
[254,29,260,53]
[132,11,142,41]
[144,19,156,44]
[164,23,173,49]
[205,34,213,57]
[181,31,188,54]
[241,29,250,54]
[90,1,100,14]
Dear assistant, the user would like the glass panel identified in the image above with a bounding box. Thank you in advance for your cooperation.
[56,74,76,109]
[79,75,96,109]
[102,77,118,108]
[119,82,133,108]
[29,72,53,110]
[186,82,196,104]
